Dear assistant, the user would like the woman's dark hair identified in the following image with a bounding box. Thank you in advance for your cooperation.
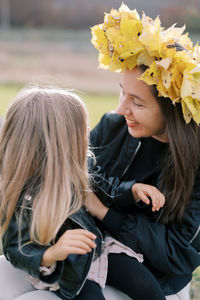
[140,44,200,223]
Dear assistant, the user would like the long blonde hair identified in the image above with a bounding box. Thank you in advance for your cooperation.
[0,86,89,245]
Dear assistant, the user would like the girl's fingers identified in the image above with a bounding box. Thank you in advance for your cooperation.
[64,239,95,251]
[62,230,97,248]
[138,192,150,205]
[159,194,165,207]
[151,193,165,211]
[66,229,96,240]
[132,183,165,211]
[65,235,97,249]
[51,239,95,261]
[66,246,92,255]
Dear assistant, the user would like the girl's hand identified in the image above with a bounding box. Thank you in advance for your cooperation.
[132,183,165,212]
[41,229,96,267]
[84,192,108,220]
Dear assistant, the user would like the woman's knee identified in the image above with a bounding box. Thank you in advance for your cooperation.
[0,255,35,300]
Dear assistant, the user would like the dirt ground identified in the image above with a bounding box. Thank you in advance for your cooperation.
[0,28,198,94]
[0,37,120,93]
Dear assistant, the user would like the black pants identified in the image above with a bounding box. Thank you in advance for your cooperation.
[75,253,166,300]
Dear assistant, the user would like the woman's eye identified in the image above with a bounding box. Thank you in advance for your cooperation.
[133,101,143,107]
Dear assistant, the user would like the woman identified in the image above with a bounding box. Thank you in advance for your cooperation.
[86,3,200,300]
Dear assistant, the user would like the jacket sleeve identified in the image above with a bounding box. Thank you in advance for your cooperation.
[2,208,60,283]
[102,191,200,276]
[88,155,137,208]
[89,113,138,209]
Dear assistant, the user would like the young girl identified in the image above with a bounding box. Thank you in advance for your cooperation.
[0,86,100,299]
[0,86,166,300]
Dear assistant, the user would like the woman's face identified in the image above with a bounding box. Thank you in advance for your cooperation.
[116,68,168,142]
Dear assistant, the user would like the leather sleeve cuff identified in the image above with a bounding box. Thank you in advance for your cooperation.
[102,208,126,235]
[114,181,137,210]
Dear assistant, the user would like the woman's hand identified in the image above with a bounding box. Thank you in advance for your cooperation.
[41,229,97,267]
[84,192,109,220]
[132,183,165,212]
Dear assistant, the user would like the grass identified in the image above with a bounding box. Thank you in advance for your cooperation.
[0,84,118,128]
[191,267,200,299]
[0,84,199,298]
[0,84,23,116]
[82,92,118,127]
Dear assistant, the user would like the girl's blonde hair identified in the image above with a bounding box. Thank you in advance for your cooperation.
[0,86,89,245]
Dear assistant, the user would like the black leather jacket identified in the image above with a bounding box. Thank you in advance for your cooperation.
[3,195,104,299]
[89,112,200,296]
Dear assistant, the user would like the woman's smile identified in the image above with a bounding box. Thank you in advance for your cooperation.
[125,118,140,127]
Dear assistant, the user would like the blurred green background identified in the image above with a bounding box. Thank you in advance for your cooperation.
[0,83,118,128]
[0,1,199,298]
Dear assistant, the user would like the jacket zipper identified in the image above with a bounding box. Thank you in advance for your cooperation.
[76,248,96,295]
[189,225,200,244]
[96,226,105,251]
[76,227,104,295]
[120,141,141,180]
[155,207,164,223]
[69,216,104,295]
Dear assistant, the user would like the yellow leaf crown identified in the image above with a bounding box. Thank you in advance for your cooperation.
[91,3,200,124]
